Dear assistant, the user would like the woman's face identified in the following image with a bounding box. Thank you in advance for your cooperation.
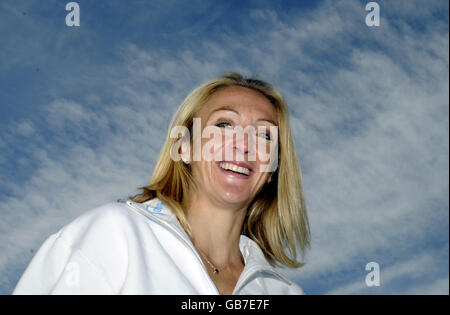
[190,86,278,207]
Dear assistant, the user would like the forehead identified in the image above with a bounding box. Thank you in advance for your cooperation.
[200,86,278,121]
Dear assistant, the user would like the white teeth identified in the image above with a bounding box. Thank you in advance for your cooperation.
[219,162,250,175]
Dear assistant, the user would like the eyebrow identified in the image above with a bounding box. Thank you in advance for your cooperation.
[206,106,277,125]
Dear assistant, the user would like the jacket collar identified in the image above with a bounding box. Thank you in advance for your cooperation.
[126,198,292,286]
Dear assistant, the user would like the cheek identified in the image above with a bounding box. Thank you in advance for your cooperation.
[255,138,278,172]
[190,160,213,184]
[201,133,225,161]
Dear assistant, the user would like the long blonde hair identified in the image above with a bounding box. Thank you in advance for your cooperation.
[130,72,310,267]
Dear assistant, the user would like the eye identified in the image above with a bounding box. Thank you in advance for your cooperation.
[215,121,233,129]
[258,132,271,141]
[257,126,272,141]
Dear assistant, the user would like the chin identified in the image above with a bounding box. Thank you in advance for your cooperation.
[217,189,252,206]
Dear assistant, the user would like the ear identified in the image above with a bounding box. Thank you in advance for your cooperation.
[180,135,191,164]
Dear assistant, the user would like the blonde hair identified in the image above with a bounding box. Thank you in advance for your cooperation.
[130,72,310,267]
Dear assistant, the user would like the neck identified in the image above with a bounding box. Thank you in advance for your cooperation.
[184,192,247,266]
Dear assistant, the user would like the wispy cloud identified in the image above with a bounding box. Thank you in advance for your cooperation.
[0,0,448,294]
[327,245,449,294]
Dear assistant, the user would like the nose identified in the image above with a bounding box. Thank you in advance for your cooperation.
[234,131,249,154]
[222,127,257,162]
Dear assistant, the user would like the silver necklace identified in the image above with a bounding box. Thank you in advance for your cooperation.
[196,247,242,275]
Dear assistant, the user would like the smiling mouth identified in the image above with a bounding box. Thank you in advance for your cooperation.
[216,161,253,178]
[219,162,250,175]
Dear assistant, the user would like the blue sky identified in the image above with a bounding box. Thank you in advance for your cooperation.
[0,0,448,294]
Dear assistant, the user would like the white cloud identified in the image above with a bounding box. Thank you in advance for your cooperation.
[0,0,448,294]
[327,247,449,294]
[403,278,449,295]
[14,121,35,137]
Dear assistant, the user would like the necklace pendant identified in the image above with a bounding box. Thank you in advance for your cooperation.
[213,268,219,274]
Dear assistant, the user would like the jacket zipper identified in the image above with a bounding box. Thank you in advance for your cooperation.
[232,261,292,294]
[126,201,220,294]
[126,200,291,294]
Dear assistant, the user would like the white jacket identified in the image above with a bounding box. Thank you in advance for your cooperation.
[13,198,304,295]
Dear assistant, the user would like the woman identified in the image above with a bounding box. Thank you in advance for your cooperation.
[13,72,310,295]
